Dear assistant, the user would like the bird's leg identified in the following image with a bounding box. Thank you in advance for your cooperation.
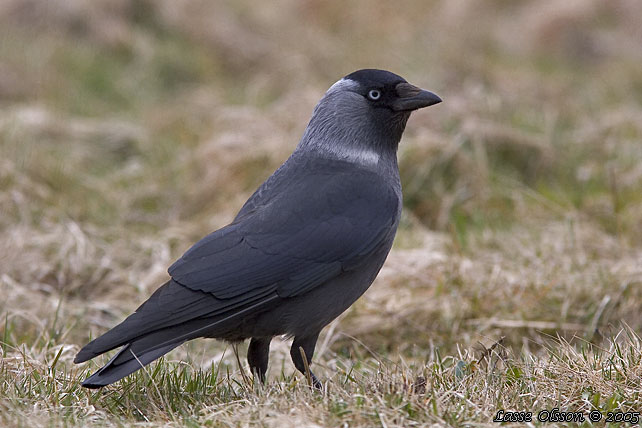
[247,337,271,383]
[290,332,322,389]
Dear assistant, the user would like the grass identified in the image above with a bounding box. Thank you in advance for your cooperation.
[1,0,642,426]
[3,324,642,426]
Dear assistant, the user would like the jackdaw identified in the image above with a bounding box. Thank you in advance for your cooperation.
[75,69,442,389]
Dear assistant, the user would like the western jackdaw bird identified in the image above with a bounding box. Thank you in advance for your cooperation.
[75,69,442,389]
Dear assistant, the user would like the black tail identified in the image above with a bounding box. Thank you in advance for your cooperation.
[75,278,281,388]
[81,340,184,388]
[78,317,219,388]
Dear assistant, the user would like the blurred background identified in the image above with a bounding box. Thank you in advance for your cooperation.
[1,0,641,373]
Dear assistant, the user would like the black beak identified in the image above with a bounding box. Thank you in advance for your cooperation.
[392,82,442,111]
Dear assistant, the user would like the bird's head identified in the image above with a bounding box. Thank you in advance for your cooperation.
[299,69,442,166]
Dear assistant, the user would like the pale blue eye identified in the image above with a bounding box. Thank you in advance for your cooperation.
[368,89,381,100]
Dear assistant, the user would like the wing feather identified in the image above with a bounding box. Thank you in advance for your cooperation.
[169,167,399,299]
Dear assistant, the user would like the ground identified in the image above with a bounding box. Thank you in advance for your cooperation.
[1,1,642,427]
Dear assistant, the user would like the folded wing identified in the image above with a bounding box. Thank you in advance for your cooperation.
[169,168,399,298]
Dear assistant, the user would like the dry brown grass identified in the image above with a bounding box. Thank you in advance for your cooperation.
[1,1,642,426]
